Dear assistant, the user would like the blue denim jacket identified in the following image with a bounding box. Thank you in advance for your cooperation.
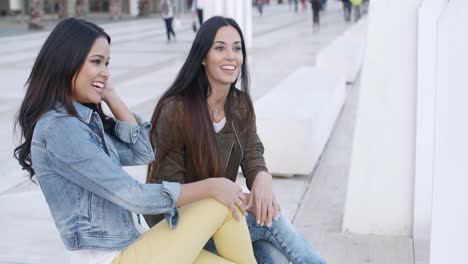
[30,102,181,250]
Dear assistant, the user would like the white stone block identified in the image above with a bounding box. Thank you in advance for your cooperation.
[431,0,468,263]
[316,18,367,83]
[342,0,422,236]
[414,0,447,243]
[254,67,346,176]
[0,191,67,263]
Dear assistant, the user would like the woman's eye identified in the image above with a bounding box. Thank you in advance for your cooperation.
[215,46,224,51]
[105,61,110,67]
[92,60,101,65]
[234,47,242,52]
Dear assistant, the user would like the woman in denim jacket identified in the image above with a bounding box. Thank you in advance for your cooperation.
[145,16,326,264]
[14,18,256,264]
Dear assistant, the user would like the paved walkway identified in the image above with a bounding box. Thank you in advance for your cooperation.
[0,2,421,264]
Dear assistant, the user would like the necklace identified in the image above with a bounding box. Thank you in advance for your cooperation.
[207,103,224,122]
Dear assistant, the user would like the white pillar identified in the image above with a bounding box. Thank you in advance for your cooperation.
[413,0,447,242]
[204,0,224,18]
[129,0,138,16]
[430,0,468,262]
[67,0,77,17]
[224,0,235,18]
[203,0,253,48]
[342,0,423,236]
[9,0,22,10]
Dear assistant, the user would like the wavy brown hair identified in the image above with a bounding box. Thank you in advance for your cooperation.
[14,18,111,181]
[147,16,254,183]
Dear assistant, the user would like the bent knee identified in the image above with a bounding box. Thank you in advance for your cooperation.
[190,198,231,217]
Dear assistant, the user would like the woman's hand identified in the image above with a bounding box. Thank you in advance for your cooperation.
[100,81,138,125]
[101,80,119,105]
[208,178,248,221]
[246,171,281,227]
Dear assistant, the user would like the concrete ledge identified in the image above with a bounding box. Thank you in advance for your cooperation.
[0,191,67,263]
[316,17,368,83]
[254,66,346,176]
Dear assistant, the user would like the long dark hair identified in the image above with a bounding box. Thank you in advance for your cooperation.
[148,16,254,183]
[14,18,111,181]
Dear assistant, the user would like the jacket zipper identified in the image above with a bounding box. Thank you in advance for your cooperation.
[231,121,244,162]
[224,139,235,171]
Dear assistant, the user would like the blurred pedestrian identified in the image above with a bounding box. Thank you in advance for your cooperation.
[293,0,299,12]
[362,0,369,14]
[191,0,204,26]
[76,0,87,17]
[256,0,265,15]
[28,0,44,30]
[350,0,362,21]
[301,0,307,11]
[187,0,197,32]
[320,0,327,10]
[109,0,121,20]
[160,0,176,42]
[310,0,321,28]
[341,0,352,22]
[289,0,299,12]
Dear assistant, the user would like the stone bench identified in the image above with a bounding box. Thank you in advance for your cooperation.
[254,66,346,176]
[0,166,146,264]
[1,191,67,263]
[316,17,368,83]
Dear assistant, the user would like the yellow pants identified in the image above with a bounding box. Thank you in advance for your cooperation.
[112,199,257,264]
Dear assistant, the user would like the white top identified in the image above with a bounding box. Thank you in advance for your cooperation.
[68,214,149,264]
[160,0,174,19]
[192,0,204,10]
[213,117,226,133]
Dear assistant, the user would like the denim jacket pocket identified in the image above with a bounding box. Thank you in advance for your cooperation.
[88,193,104,229]
[31,140,46,149]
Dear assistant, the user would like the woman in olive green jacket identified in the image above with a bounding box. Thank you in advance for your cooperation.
[145,16,326,264]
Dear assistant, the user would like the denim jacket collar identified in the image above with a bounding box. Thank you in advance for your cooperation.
[55,101,94,124]
[72,101,94,124]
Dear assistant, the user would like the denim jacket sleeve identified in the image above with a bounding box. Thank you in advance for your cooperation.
[42,116,181,227]
[110,113,154,166]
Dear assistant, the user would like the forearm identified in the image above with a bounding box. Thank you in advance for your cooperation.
[176,179,213,207]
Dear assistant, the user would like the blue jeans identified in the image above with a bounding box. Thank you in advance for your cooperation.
[205,238,288,264]
[206,212,326,264]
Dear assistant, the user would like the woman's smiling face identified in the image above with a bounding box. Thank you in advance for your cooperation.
[72,37,110,104]
[203,25,243,88]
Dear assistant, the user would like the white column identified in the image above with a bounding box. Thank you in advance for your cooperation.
[204,0,224,19]
[342,0,423,236]
[9,0,22,10]
[244,0,252,49]
[413,0,447,242]
[203,0,253,48]
[430,0,468,262]
[128,0,138,16]
[66,0,76,16]
[224,0,235,18]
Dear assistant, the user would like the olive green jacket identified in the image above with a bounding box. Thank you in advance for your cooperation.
[144,89,268,227]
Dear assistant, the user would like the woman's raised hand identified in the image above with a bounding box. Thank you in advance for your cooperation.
[101,80,118,104]
[100,81,138,125]
[207,178,248,221]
